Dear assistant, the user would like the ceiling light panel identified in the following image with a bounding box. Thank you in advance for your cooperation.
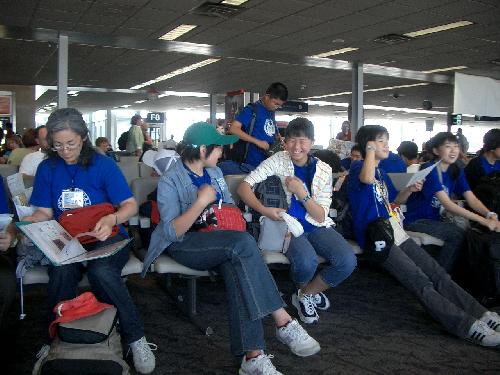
[310,47,359,58]
[159,25,197,41]
[221,0,248,5]
[130,58,220,89]
[404,21,473,38]
[422,66,467,73]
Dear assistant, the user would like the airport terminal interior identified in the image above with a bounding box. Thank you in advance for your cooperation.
[1,0,500,374]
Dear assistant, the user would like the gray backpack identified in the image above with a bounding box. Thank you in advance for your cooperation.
[33,307,130,375]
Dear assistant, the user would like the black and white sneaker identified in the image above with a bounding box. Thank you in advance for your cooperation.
[313,292,330,311]
[292,290,319,324]
[468,320,500,347]
[480,311,500,332]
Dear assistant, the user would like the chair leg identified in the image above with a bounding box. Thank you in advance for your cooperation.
[19,277,26,320]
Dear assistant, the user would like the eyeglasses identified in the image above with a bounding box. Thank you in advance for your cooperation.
[51,142,81,152]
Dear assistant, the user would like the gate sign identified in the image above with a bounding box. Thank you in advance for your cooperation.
[146,112,165,123]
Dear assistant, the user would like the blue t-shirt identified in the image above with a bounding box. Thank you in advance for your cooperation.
[0,183,9,214]
[287,159,317,233]
[236,101,277,167]
[30,153,133,221]
[480,155,500,175]
[347,160,398,249]
[341,157,351,171]
[183,164,221,202]
[404,162,471,226]
[379,152,406,173]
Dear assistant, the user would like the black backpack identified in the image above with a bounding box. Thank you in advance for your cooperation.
[117,131,129,151]
[330,175,354,239]
[473,171,500,216]
[223,103,257,163]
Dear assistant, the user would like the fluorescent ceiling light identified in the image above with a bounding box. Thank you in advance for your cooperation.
[300,83,429,100]
[310,47,358,58]
[68,90,79,95]
[306,100,448,115]
[120,104,131,108]
[157,91,210,98]
[159,25,197,41]
[404,21,473,38]
[130,58,220,89]
[134,100,147,104]
[222,0,249,5]
[422,66,467,73]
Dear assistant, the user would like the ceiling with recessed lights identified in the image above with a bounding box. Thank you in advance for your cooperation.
[0,0,499,123]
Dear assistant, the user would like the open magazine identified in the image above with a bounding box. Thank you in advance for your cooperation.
[7,173,36,219]
[16,220,130,266]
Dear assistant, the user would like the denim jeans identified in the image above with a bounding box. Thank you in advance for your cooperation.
[218,160,255,176]
[167,230,284,357]
[406,219,466,272]
[286,227,357,287]
[47,236,144,344]
[382,238,486,338]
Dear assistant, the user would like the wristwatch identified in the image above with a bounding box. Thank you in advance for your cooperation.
[300,194,312,204]
[366,145,375,152]
[486,212,498,219]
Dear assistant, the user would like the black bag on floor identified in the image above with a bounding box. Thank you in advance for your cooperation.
[454,229,500,306]
[33,307,130,375]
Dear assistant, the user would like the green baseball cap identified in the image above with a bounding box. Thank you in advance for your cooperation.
[183,122,238,147]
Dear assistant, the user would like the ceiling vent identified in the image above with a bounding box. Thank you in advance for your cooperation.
[190,2,243,18]
[373,34,412,45]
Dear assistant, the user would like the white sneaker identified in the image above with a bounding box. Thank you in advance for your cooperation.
[292,290,319,324]
[239,353,283,375]
[276,319,321,357]
[468,320,500,347]
[130,336,157,374]
[313,292,331,311]
[480,311,500,332]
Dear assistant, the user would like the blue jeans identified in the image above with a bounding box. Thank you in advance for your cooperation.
[47,236,144,344]
[167,231,284,357]
[286,227,357,287]
[218,160,255,176]
[406,219,466,272]
[383,239,486,338]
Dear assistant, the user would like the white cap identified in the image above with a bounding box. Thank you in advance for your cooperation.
[142,149,179,175]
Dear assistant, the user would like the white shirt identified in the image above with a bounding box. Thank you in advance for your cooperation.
[19,150,46,176]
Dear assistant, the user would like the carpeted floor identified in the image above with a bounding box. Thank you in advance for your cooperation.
[4,262,500,374]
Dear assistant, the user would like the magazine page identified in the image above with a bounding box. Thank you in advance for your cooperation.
[65,238,131,264]
[16,220,86,266]
[7,173,37,219]
[405,160,441,187]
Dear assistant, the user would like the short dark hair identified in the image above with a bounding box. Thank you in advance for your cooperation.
[265,82,288,101]
[397,141,418,160]
[355,125,389,158]
[351,144,362,153]
[131,114,142,125]
[483,128,500,152]
[45,108,96,168]
[285,117,314,141]
[427,132,460,179]
[176,142,218,163]
[313,149,342,173]
[95,137,109,147]
[22,128,38,148]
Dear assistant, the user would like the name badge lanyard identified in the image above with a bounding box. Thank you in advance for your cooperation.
[64,163,80,191]
[373,168,395,219]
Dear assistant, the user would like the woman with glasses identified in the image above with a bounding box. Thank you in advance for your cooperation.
[23,108,155,374]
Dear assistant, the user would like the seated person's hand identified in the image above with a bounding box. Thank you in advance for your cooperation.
[197,184,217,207]
[0,231,12,251]
[93,214,115,241]
[285,176,306,196]
[264,207,286,221]
[255,139,270,151]
[408,179,424,193]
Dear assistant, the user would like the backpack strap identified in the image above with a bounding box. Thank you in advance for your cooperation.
[243,103,257,161]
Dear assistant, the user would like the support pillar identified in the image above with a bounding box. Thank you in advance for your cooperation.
[351,62,364,138]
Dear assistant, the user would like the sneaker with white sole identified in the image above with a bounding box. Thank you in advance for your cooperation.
[239,353,283,375]
[130,336,157,374]
[292,290,319,324]
[276,319,321,357]
[313,292,330,311]
[480,311,500,332]
[468,320,500,347]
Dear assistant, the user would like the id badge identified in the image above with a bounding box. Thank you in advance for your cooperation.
[62,190,84,209]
